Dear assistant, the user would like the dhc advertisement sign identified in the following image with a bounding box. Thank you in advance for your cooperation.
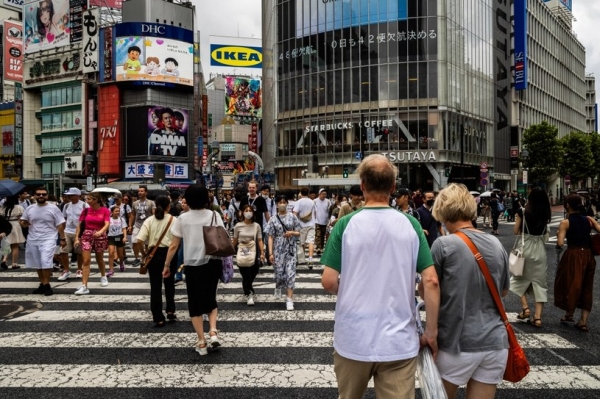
[514,0,528,90]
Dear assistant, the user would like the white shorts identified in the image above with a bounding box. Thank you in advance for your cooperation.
[131,226,146,244]
[25,241,57,270]
[435,349,509,386]
[299,226,315,244]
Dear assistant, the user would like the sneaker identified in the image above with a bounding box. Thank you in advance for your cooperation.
[308,257,314,270]
[125,258,137,264]
[119,261,125,272]
[32,283,45,294]
[246,294,255,306]
[74,285,89,295]
[100,276,109,287]
[209,330,221,348]
[274,288,282,298]
[106,270,114,278]
[131,258,141,266]
[58,271,71,281]
[43,284,53,296]
[75,270,83,278]
[286,298,294,311]
[195,340,208,356]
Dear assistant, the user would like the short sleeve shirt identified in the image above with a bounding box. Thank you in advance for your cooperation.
[240,195,268,228]
[80,207,111,231]
[133,199,156,228]
[292,198,315,227]
[171,209,224,266]
[63,201,89,234]
[21,204,65,242]
[108,216,128,237]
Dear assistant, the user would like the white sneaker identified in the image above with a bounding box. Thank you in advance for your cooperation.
[100,276,109,287]
[74,285,89,295]
[274,288,282,298]
[75,270,83,278]
[246,294,255,306]
[58,271,71,281]
[286,298,294,311]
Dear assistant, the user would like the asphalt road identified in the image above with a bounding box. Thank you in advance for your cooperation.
[1,210,600,399]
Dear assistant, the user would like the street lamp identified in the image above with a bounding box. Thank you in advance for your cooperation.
[85,154,97,189]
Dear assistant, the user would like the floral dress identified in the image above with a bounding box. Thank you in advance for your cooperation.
[264,212,301,289]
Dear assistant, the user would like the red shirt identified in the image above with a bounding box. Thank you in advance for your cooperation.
[80,207,111,231]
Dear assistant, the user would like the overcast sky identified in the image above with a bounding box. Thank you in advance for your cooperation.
[197,1,599,81]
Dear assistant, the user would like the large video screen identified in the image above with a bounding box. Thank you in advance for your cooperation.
[23,0,85,53]
[114,23,193,87]
[225,76,262,118]
[125,106,189,159]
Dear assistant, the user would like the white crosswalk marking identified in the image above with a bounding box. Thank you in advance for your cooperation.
[0,247,597,396]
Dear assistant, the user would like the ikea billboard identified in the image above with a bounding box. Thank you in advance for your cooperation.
[210,45,262,68]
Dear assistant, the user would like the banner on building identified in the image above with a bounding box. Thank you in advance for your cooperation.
[250,123,258,152]
[3,0,23,11]
[100,27,113,82]
[210,44,262,68]
[90,0,122,8]
[224,76,262,118]
[14,99,22,156]
[82,8,100,74]
[3,20,23,82]
[125,162,189,179]
[1,125,14,155]
[147,107,188,157]
[23,0,87,54]
[514,0,528,90]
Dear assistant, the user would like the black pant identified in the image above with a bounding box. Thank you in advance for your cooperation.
[148,247,177,323]
[492,213,500,231]
[238,262,259,296]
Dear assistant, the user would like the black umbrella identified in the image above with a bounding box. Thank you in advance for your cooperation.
[0,179,25,198]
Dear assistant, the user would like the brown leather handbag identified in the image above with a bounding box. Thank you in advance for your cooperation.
[203,210,235,257]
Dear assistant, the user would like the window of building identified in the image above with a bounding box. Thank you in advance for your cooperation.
[41,161,63,178]
[41,110,82,131]
[41,86,82,107]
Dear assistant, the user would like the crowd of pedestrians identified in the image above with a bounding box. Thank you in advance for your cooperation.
[3,157,600,398]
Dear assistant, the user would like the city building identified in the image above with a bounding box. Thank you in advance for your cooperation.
[262,0,588,193]
[510,0,586,196]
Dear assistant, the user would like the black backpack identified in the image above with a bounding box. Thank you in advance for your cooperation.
[169,201,182,217]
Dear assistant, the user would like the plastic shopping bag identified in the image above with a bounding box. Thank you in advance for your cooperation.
[415,301,448,399]
[1,237,10,256]
[220,256,234,284]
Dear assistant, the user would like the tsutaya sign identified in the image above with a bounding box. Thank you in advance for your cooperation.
[381,150,438,163]
[305,119,394,132]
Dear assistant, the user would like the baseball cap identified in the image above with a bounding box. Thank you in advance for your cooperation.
[319,188,326,194]
[63,187,81,196]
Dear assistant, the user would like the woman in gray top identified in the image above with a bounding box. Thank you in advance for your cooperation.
[429,183,510,399]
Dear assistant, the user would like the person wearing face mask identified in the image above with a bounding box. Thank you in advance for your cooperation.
[417,191,445,247]
[261,185,275,265]
[232,204,266,306]
[265,196,301,310]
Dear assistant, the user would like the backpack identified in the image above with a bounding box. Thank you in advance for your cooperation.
[231,202,243,223]
[169,201,182,217]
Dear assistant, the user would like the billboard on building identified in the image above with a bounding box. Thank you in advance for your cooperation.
[3,20,24,82]
[3,0,24,11]
[210,44,262,68]
[125,162,189,179]
[514,0,528,90]
[89,0,121,8]
[1,126,14,155]
[114,23,194,87]
[23,0,86,54]
[296,0,408,37]
[97,84,121,175]
[82,8,100,74]
[224,76,262,118]
[124,106,188,159]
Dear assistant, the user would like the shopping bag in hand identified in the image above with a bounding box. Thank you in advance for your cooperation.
[415,301,448,399]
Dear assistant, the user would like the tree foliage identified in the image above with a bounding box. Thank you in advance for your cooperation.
[588,133,600,181]
[522,121,561,185]
[559,131,594,184]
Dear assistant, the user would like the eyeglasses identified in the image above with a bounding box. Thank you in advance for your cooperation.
[35,193,48,197]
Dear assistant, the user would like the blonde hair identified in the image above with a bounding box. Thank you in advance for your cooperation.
[431,183,477,223]
[355,154,398,195]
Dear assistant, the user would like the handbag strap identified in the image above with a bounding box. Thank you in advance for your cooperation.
[148,216,173,258]
[455,230,509,325]
[276,214,288,232]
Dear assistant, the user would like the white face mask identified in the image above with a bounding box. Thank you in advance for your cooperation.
[244,212,253,219]
[262,194,269,199]
[277,204,287,213]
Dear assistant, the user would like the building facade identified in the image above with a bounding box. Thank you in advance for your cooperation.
[585,75,597,133]
[262,0,509,191]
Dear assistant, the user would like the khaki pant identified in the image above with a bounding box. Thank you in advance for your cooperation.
[334,351,417,399]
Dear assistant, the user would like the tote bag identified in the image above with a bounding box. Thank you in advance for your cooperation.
[203,211,235,257]
[236,224,258,267]
[509,215,526,276]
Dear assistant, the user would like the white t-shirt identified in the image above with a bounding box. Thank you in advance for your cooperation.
[63,201,89,234]
[313,198,331,225]
[21,203,65,243]
[108,216,128,237]
[170,209,224,266]
[293,197,315,227]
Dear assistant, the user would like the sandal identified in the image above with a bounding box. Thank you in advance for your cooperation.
[517,308,530,320]
[560,315,575,324]
[576,323,589,332]
[195,340,208,356]
[10,264,20,269]
[209,329,221,348]
[527,318,542,328]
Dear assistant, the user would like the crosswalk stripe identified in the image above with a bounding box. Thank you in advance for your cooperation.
[7,309,337,322]
[0,331,577,349]
[0,281,327,290]
[0,364,599,389]
[0,271,326,279]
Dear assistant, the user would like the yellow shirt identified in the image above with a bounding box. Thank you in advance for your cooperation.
[136,215,175,248]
